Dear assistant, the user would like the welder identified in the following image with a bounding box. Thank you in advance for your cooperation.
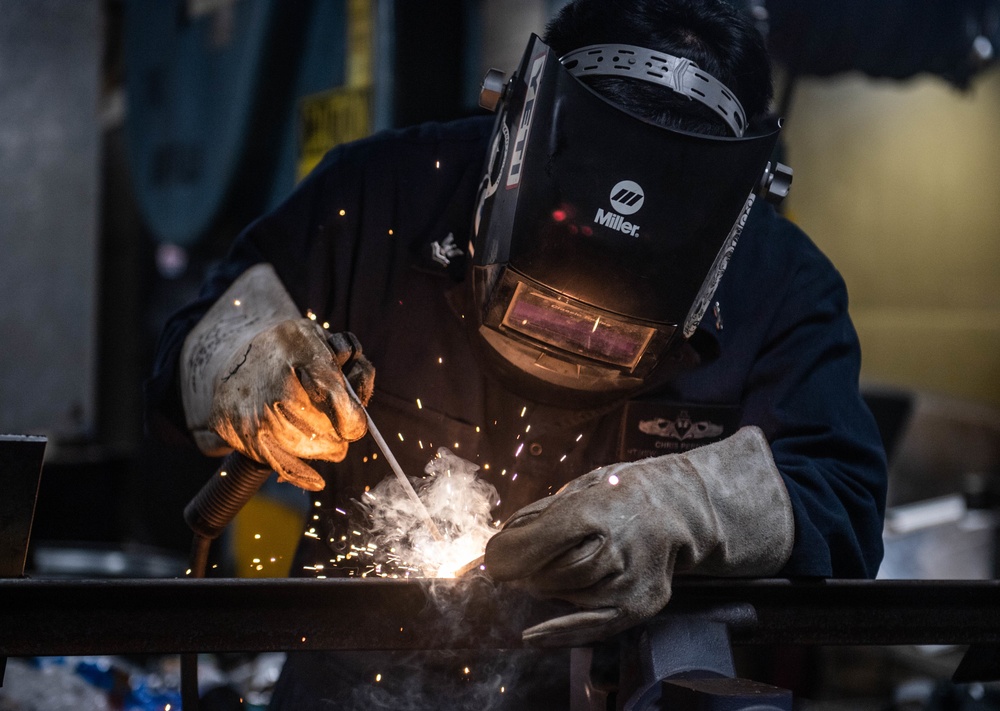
[145,0,888,707]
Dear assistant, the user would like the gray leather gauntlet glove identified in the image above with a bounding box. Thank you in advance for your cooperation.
[180,263,374,491]
[483,426,794,647]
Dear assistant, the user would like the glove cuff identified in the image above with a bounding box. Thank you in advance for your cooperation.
[680,425,794,577]
[179,263,300,454]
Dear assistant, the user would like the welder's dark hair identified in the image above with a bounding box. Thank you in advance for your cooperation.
[543,0,773,135]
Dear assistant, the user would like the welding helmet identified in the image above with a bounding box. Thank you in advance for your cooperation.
[469,34,791,404]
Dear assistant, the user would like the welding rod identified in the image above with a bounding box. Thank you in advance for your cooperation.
[343,379,444,542]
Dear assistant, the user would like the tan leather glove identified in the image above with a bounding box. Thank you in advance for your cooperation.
[180,263,374,491]
[483,426,794,647]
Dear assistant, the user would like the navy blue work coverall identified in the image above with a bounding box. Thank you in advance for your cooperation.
[145,115,887,709]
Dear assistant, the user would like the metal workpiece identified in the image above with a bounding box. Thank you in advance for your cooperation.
[0,576,541,657]
[1,578,1000,657]
[689,578,1000,647]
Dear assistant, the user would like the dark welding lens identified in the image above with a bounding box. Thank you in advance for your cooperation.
[501,282,655,370]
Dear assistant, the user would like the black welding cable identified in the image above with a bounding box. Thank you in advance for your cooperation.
[181,453,275,711]
[181,534,211,711]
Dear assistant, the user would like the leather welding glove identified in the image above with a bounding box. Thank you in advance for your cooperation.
[483,426,794,647]
[180,263,374,491]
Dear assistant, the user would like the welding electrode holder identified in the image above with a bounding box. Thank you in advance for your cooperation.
[183,330,365,542]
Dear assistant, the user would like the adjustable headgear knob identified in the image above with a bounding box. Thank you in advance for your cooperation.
[759,161,793,205]
[479,68,507,111]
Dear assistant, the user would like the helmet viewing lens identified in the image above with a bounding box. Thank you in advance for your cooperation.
[501,281,658,371]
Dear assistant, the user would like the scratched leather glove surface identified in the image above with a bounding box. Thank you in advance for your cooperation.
[483,426,794,647]
[181,263,374,491]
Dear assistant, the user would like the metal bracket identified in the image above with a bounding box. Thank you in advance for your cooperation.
[0,434,47,687]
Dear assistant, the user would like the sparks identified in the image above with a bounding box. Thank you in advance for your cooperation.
[438,357,443,364]
[576,434,583,441]
[376,673,382,682]
[339,209,346,216]
[388,229,394,235]
[592,316,601,332]
[398,432,404,442]
[254,533,261,539]
[435,160,441,169]
[515,443,524,457]
[416,398,422,409]
[520,406,527,417]
[219,470,227,477]
[314,501,322,507]
[608,474,620,486]
[233,299,241,307]
[560,454,567,462]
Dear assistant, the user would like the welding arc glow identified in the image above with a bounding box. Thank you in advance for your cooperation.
[360,448,498,579]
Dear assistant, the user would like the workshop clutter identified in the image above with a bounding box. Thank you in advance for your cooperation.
[0,654,285,711]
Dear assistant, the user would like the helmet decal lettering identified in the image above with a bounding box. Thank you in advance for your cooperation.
[506,53,547,189]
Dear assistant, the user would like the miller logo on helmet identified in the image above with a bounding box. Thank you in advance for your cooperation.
[594,180,644,236]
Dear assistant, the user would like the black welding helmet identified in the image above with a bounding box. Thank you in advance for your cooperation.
[470,34,789,403]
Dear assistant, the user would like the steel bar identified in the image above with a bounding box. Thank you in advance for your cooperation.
[1,578,999,657]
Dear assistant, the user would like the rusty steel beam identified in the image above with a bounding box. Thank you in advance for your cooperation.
[1,578,999,657]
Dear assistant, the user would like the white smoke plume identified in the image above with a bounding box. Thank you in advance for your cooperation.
[361,447,499,578]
